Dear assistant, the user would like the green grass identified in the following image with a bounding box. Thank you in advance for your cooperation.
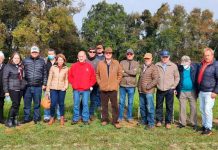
[0,88,218,150]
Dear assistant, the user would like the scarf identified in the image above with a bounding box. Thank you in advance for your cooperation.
[17,64,23,80]
[197,60,213,84]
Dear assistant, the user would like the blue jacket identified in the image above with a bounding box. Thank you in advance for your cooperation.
[198,60,218,93]
[176,63,199,98]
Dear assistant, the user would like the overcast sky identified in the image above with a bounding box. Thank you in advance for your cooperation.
[73,0,218,31]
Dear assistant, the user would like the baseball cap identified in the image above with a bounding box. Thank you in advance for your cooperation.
[160,50,170,57]
[31,46,40,53]
[144,53,153,59]
[126,48,134,54]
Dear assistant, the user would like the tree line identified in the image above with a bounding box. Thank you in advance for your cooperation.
[0,0,218,62]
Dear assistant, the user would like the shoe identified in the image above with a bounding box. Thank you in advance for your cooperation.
[83,121,90,125]
[201,128,212,136]
[114,123,121,129]
[199,126,206,132]
[101,121,108,126]
[90,115,95,121]
[60,116,64,126]
[48,117,55,125]
[34,119,41,124]
[13,116,20,126]
[156,122,162,127]
[71,121,78,125]
[193,125,198,131]
[43,119,50,123]
[166,124,171,129]
[5,118,14,128]
[127,120,134,124]
[177,124,185,128]
[21,119,32,124]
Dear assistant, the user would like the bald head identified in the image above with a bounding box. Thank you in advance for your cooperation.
[78,51,87,62]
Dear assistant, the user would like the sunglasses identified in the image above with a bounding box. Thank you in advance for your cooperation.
[127,53,133,56]
[89,51,96,53]
[105,52,112,55]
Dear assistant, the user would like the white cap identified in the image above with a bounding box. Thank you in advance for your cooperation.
[31,46,40,53]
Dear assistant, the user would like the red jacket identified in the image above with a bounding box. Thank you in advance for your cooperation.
[68,62,96,91]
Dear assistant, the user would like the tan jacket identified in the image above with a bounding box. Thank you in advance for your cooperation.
[138,63,159,93]
[156,61,180,91]
[46,65,69,91]
[96,59,122,91]
[120,60,139,87]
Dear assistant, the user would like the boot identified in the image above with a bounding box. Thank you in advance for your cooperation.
[60,116,64,126]
[13,116,20,126]
[5,117,14,128]
[48,117,55,125]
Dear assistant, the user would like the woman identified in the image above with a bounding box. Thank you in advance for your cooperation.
[0,51,5,124]
[3,52,26,127]
[46,54,68,126]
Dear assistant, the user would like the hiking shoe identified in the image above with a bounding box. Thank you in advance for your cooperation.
[156,122,162,127]
[199,126,206,132]
[201,128,212,136]
[43,119,50,123]
[114,123,121,129]
[177,124,185,128]
[193,125,198,131]
[166,124,171,129]
[71,121,78,125]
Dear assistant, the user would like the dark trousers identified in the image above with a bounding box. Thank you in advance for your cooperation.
[8,90,23,118]
[156,89,174,124]
[0,97,4,121]
[100,91,118,124]
[50,90,66,117]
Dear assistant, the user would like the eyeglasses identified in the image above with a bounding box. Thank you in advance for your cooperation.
[105,52,112,55]
[89,51,96,53]
[127,53,133,56]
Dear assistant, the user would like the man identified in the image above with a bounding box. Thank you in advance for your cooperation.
[0,51,5,124]
[119,48,139,123]
[198,48,218,135]
[23,45,47,124]
[138,53,159,129]
[68,51,96,125]
[96,47,122,129]
[176,56,198,130]
[43,48,59,123]
[155,50,180,129]
[86,47,100,120]
[96,44,105,61]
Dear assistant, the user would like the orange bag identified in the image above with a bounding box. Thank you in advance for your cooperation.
[41,96,51,109]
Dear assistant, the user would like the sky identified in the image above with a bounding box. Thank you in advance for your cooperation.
[73,0,218,31]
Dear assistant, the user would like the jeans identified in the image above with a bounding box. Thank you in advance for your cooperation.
[139,93,155,126]
[73,90,90,122]
[199,91,215,130]
[50,90,66,117]
[156,89,174,124]
[24,86,42,121]
[89,84,101,116]
[44,105,61,119]
[118,86,135,120]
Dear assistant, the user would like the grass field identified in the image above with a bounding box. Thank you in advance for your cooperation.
[0,87,218,150]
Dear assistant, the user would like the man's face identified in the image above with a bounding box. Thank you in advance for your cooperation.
[31,52,39,58]
[88,49,96,58]
[126,53,134,60]
[48,51,56,57]
[104,52,112,60]
[96,45,104,54]
[144,57,152,65]
[78,52,86,62]
[204,50,214,63]
[161,56,170,64]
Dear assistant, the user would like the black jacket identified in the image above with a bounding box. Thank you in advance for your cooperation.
[0,64,5,97]
[23,56,47,86]
[176,63,199,98]
[3,63,26,93]
[198,60,218,93]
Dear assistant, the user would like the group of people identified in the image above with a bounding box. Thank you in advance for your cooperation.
[0,44,217,136]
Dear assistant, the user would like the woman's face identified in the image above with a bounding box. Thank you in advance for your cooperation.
[57,57,64,66]
[13,54,21,65]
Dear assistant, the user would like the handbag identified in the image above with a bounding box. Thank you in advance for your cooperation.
[41,96,51,109]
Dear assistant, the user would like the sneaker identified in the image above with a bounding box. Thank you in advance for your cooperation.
[177,124,185,128]
[71,121,78,125]
[156,122,162,127]
[114,123,121,129]
[43,119,50,123]
[101,121,108,126]
[165,124,171,129]
[201,128,212,136]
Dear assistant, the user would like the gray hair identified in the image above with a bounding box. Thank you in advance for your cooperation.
[0,51,5,59]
